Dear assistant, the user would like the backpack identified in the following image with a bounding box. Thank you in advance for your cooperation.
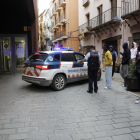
[111,51,116,64]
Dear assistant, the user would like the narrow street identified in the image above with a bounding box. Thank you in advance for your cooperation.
[0,73,140,140]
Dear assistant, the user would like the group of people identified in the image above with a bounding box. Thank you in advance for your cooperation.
[77,42,140,104]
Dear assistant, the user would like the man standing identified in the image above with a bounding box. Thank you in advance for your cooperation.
[120,42,131,87]
[104,45,113,89]
[131,42,137,63]
[109,45,118,77]
[77,45,101,93]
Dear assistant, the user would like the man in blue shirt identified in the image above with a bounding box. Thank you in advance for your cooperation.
[77,45,101,93]
[109,45,118,77]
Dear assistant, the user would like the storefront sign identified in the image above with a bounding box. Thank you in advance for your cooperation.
[17,48,24,58]
[4,49,9,56]
[28,26,31,31]
[24,26,27,31]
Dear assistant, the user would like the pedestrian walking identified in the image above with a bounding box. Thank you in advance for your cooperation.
[131,42,137,63]
[77,45,101,93]
[120,42,131,87]
[104,45,113,89]
[109,45,118,77]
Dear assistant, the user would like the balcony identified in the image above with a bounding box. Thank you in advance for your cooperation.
[79,22,92,35]
[56,32,63,41]
[121,0,140,19]
[83,0,90,8]
[60,13,66,23]
[59,0,66,8]
[89,7,121,32]
[55,2,61,12]
[60,30,68,39]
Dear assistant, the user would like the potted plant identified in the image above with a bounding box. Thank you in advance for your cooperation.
[86,26,92,31]
[125,62,139,90]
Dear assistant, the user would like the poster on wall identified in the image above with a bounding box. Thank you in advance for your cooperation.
[17,48,24,58]
[4,49,9,56]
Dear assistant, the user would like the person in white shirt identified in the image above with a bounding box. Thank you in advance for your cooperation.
[131,42,137,62]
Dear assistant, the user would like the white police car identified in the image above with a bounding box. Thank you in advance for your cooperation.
[22,47,101,90]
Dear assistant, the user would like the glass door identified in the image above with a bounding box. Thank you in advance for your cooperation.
[15,37,26,73]
[0,37,12,74]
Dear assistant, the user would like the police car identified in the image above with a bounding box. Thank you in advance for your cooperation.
[22,47,101,91]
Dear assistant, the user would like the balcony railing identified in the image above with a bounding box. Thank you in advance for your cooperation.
[121,0,140,17]
[59,0,66,7]
[55,18,58,25]
[83,0,90,7]
[56,32,60,39]
[79,22,89,35]
[89,7,121,30]
[60,30,67,37]
[55,3,58,11]
[52,8,54,14]
[60,13,66,21]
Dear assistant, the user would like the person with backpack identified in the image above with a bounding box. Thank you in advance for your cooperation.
[120,42,131,87]
[109,45,117,77]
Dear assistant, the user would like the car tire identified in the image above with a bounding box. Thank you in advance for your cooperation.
[51,74,66,91]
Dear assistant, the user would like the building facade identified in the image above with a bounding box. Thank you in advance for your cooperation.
[52,0,79,52]
[0,0,38,74]
[79,0,140,66]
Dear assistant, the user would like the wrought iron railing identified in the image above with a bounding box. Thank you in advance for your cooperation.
[121,0,140,17]
[59,0,65,5]
[83,0,89,5]
[89,7,121,29]
[79,22,89,35]
[60,30,67,37]
[56,32,61,39]
[55,18,58,25]
[60,13,63,21]
[55,3,58,11]
[60,13,66,21]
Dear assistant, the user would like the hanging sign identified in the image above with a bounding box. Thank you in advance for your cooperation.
[24,26,27,31]
[17,48,24,58]
[18,44,22,48]
[4,49,9,56]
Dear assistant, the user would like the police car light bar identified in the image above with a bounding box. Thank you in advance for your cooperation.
[54,47,73,51]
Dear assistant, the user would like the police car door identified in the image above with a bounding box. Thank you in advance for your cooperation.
[61,52,75,81]
[74,52,88,79]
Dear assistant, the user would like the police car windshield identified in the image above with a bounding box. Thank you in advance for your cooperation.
[27,53,48,62]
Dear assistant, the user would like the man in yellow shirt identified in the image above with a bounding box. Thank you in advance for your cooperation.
[104,45,113,89]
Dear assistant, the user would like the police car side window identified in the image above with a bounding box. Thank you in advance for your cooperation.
[74,53,84,61]
[54,54,60,61]
[61,53,74,62]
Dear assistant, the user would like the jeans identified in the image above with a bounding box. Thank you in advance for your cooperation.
[105,66,112,87]
[88,67,98,92]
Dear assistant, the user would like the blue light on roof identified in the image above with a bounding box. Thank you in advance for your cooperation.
[54,47,73,51]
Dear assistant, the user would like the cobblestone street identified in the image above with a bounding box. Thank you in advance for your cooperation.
[0,73,140,140]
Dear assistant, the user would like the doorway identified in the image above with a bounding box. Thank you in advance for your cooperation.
[0,35,28,74]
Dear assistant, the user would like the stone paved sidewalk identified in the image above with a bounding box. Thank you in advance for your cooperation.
[0,73,140,140]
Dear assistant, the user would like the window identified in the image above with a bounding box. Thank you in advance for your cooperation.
[54,54,60,61]
[27,53,48,62]
[74,53,84,61]
[61,53,74,62]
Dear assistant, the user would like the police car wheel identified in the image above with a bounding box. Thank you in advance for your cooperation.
[51,74,66,91]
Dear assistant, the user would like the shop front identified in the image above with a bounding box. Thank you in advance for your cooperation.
[0,35,28,74]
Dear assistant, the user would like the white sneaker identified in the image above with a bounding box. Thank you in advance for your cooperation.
[135,100,140,104]
[104,86,109,90]
[122,84,125,87]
